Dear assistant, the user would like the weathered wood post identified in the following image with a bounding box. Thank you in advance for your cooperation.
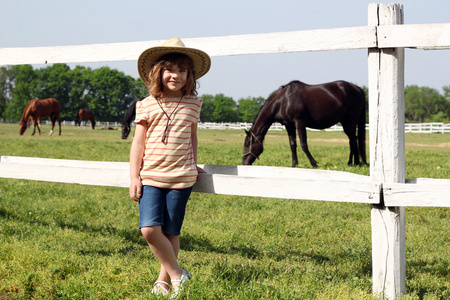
[368,3,406,299]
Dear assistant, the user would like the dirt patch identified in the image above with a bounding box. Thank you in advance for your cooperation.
[407,142,450,148]
[309,138,349,143]
[299,139,450,148]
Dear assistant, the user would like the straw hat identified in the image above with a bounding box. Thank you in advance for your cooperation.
[137,37,211,85]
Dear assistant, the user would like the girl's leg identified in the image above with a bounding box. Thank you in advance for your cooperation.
[139,186,183,281]
[156,187,190,283]
[139,186,192,294]
[163,188,193,295]
[141,226,183,281]
[156,234,180,283]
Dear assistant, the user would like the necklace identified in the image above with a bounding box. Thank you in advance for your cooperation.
[157,96,183,144]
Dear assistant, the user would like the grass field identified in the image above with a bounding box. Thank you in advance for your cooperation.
[0,123,449,299]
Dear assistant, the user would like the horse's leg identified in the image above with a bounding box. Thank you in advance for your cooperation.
[49,116,55,136]
[31,119,36,136]
[342,122,359,166]
[296,123,317,168]
[36,119,42,135]
[285,124,298,167]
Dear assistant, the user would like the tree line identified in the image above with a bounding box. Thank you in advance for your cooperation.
[1,64,449,124]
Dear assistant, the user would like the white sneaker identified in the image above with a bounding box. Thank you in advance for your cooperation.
[170,269,192,299]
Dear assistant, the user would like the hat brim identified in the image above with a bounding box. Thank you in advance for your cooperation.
[138,46,211,86]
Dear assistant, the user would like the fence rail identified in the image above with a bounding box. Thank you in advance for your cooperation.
[24,120,450,133]
[1,156,448,208]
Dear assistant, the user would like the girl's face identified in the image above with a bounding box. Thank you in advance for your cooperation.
[161,65,187,97]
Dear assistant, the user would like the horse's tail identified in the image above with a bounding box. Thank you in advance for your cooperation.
[357,89,367,165]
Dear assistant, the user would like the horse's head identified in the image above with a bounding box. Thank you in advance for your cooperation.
[121,123,131,139]
[242,129,263,165]
[19,119,27,135]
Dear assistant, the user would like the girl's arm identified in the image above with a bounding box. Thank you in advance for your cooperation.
[129,121,147,201]
[191,122,206,175]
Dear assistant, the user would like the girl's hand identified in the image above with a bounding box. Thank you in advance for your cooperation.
[129,177,142,202]
[197,166,207,180]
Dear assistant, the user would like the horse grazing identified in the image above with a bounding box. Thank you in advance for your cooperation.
[121,98,143,139]
[242,80,367,168]
[75,109,95,129]
[19,98,61,136]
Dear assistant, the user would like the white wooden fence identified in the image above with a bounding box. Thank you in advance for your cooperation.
[1,3,449,299]
[29,120,450,133]
[197,122,450,133]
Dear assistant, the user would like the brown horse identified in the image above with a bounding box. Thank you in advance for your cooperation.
[242,80,367,168]
[19,98,61,136]
[75,109,95,129]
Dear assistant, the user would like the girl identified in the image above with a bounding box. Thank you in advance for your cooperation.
[129,37,210,298]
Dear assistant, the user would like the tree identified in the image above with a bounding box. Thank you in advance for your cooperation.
[405,85,450,122]
[443,85,450,102]
[3,65,39,121]
[199,94,214,122]
[0,66,16,121]
[1,64,148,122]
[34,64,73,119]
[85,67,146,121]
[210,93,239,122]
[67,66,92,121]
[237,96,265,122]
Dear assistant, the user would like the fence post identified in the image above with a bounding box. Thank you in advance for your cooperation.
[368,3,406,299]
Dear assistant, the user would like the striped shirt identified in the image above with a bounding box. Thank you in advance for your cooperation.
[135,95,203,189]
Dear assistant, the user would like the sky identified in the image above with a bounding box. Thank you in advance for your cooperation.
[1,0,449,100]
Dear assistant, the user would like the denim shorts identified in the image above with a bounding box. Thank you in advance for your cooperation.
[138,185,192,235]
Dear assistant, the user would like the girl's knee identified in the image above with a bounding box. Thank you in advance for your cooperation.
[141,226,162,240]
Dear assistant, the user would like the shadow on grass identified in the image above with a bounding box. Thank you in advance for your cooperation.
[408,257,449,278]
[0,206,147,251]
[182,232,332,263]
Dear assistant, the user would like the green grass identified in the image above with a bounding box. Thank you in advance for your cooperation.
[0,123,449,299]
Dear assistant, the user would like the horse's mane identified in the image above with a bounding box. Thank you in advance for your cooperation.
[249,81,299,131]
[123,97,144,125]
[20,99,37,123]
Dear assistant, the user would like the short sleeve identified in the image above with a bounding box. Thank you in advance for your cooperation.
[134,99,147,124]
[195,98,203,122]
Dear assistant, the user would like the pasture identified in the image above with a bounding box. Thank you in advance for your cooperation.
[0,123,448,299]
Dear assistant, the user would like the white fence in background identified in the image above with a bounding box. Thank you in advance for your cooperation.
[198,122,450,133]
[33,120,450,133]
[404,122,450,133]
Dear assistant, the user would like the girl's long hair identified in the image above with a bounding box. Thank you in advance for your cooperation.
[147,53,198,99]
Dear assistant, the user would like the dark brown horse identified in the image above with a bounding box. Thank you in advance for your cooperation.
[75,109,95,129]
[242,80,367,168]
[19,98,61,136]
[121,98,143,139]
